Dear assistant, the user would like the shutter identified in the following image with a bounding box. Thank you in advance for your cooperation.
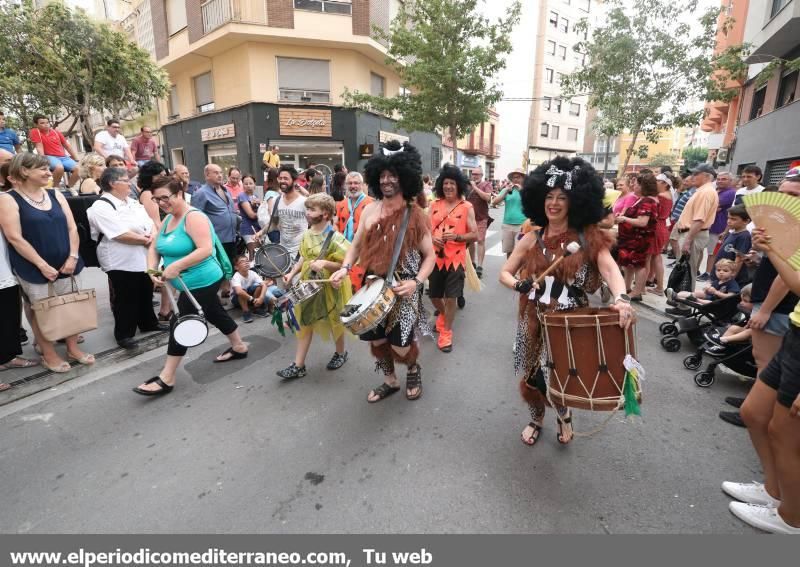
[194,73,214,106]
[370,73,385,96]
[277,58,330,92]
[765,157,800,185]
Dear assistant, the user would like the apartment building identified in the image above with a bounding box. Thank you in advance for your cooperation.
[577,109,618,178]
[526,0,593,168]
[140,0,439,177]
[442,109,500,180]
[729,0,800,182]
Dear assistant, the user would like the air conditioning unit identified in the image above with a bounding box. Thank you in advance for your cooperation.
[717,148,729,164]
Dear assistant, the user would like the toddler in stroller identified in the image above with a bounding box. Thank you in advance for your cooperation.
[658,291,743,353]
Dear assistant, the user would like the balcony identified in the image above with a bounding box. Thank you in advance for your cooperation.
[577,152,619,172]
[201,0,266,34]
[747,0,800,61]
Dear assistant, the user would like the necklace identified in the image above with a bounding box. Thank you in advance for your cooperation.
[18,188,48,208]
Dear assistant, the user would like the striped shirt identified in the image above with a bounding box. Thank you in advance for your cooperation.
[670,188,696,222]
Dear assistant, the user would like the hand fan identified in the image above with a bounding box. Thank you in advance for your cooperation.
[743,192,800,269]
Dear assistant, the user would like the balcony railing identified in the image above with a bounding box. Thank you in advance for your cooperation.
[201,0,266,34]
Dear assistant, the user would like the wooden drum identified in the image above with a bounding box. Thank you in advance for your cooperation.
[542,308,640,411]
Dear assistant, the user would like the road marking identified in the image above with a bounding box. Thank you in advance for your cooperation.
[21,413,54,423]
[486,242,505,257]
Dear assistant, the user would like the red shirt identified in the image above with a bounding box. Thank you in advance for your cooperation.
[130,135,158,161]
[28,128,67,157]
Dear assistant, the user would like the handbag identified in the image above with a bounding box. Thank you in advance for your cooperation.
[667,255,693,293]
[30,277,97,341]
[213,233,234,280]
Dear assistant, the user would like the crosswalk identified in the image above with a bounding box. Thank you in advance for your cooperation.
[484,229,506,257]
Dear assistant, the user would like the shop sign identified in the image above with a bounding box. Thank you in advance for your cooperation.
[457,151,481,168]
[359,144,374,159]
[200,123,235,142]
[279,108,332,137]
[379,131,409,144]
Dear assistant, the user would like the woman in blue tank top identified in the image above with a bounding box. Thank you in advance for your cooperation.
[133,178,248,397]
[0,153,93,374]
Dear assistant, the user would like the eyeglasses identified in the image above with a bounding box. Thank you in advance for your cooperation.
[151,195,172,204]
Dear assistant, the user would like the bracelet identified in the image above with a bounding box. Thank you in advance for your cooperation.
[69,253,79,260]
[342,263,352,273]
[413,277,423,288]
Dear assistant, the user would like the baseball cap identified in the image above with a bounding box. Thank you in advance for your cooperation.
[690,163,717,178]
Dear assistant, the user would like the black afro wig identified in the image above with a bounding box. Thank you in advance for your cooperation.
[433,164,469,199]
[363,140,423,201]
[138,160,168,191]
[521,156,605,229]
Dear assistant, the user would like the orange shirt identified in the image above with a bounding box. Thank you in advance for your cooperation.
[430,199,473,270]
[336,195,374,239]
[677,182,718,231]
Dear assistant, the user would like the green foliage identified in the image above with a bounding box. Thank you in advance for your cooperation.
[562,0,738,175]
[648,153,678,168]
[682,146,709,170]
[0,1,169,145]
[342,0,521,143]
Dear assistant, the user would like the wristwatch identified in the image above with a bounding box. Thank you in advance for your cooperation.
[342,263,352,273]
[413,277,423,288]
[69,253,79,260]
[613,293,631,304]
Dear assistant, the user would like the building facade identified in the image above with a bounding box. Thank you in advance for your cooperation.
[144,0,439,178]
[526,0,593,168]
[729,0,800,182]
[442,109,500,180]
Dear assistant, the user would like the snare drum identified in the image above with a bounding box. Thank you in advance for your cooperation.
[172,313,208,348]
[254,243,293,278]
[285,280,322,306]
[340,276,396,335]
[542,308,640,411]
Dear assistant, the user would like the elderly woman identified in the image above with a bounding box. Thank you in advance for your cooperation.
[429,165,477,353]
[88,168,164,350]
[616,172,660,301]
[133,178,248,396]
[0,153,93,373]
[499,156,634,447]
[72,153,105,196]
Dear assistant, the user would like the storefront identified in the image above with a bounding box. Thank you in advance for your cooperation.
[161,104,441,183]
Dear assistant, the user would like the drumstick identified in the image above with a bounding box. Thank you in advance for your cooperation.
[533,241,581,285]
[301,278,336,283]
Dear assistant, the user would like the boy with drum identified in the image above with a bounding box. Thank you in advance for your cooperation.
[276,194,352,379]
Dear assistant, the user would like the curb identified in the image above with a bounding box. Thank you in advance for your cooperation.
[0,331,171,408]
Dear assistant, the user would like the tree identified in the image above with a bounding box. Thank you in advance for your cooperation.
[682,146,709,171]
[0,2,169,146]
[342,0,521,145]
[561,0,741,176]
[648,153,679,169]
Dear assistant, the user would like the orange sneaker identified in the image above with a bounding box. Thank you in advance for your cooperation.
[435,314,445,333]
[437,329,453,352]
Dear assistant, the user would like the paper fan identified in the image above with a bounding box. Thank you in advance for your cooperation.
[743,192,800,269]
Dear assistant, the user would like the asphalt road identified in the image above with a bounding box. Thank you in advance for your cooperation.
[0,229,761,534]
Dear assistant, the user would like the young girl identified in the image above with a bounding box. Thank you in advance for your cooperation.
[276,194,352,379]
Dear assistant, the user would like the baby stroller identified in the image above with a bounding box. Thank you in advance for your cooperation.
[682,324,757,387]
[659,294,742,352]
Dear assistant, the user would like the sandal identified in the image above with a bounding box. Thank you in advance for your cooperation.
[367,382,400,403]
[0,383,11,392]
[0,357,39,370]
[42,359,71,373]
[157,311,174,322]
[326,351,348,370]
[405,364,423,401]
[67,353,95,365]
[133,376,174,396]
[214,347,248,363]
[521,422,542,446]
[557,411,574,445]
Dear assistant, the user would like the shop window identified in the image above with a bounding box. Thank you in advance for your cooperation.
[776,70,798,109]
[749,85,766,120]
[567,128,579,142]
[277,57,331,103]
[168,85,180,119]
[558,45,567,60]
[294,0,352,14]
[431,147,441,170]
[545,68,554,83]
[547,41,556,56]
[549,11,559,28]
[551,125,560,139]
[370,72,386,97]
[206,142,238,173]
[541,123,550,137]
[193,72,214,113]
[569,102,580,116]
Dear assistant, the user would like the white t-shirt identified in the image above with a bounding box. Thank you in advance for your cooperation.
[87,193,154,272]
[275,194,308,256]
[231,270,263,291]
[95,129,129,157]
[735,184,764,201]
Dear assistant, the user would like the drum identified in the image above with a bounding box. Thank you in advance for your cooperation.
[284,280,322,306]
[172,313,208,348]
[542,308,640,411]
[254,243,293,278]
[340,276,396,335]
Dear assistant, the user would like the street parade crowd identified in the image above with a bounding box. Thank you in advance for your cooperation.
[0,112,798,535]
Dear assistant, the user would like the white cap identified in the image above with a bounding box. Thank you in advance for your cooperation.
[656,173,673,189]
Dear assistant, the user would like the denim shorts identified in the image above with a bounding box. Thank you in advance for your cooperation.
[45,155,77,172]
[759,325,800,408]
[751,303,791,337]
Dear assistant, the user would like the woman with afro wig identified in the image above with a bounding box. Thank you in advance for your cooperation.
[498,156,636,447]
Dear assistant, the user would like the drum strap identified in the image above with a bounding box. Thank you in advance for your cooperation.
[385,204,412,286]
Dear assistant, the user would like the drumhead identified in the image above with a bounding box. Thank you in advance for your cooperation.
[341,278,386,323]
[254,244,292,278]
[173,316,208,348]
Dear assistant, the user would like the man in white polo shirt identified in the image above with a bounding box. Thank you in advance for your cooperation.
[734,164,764,205]
[93,119,135,164]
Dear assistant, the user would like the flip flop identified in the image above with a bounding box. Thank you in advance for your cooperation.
[213,347,248,363]
[0,358,39,371]
[0,383,11,392]
[132,376,174,396]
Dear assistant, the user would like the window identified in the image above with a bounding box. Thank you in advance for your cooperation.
[765,157,800,184]
[560,17,569,33]
[770,0,791,18]
[577,0,590,11]
[543,97,552,111]
[370,72,385,97]
[549,10,559,27]
[555,72,564,85]
[749,85,767,120]
[277,57,331,102]
[553,99,562,113]
[294,0,353,14]
[547,40,556,55]
[569,102,580,116]
[567,128,579,142]
[545,68,554,83]
[541,123,550,137]
[431,147,441,170]
[168,85,180,119]
[558,45,567,60]
[776,70,798,109]
[193,72,214,113]
[166,0,187,35]
[551,125,560,139]
[206,142,238,173]
[171,148,184,166]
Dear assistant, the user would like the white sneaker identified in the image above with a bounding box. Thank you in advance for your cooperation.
[721,481,780,507]
[729,502,800,534]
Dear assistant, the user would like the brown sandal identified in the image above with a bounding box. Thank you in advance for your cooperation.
[405,364,422,400]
